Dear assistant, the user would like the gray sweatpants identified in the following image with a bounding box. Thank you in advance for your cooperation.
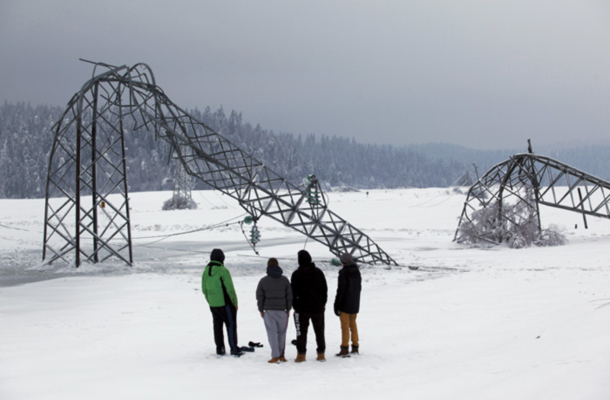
[263,310,289,358]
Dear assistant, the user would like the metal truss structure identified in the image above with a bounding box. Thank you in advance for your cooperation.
[172,158,195,205]
[43,61,396,266]
[163,146,197,210]
[454,152,610,244]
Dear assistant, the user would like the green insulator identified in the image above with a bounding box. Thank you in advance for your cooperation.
[307,189,320,206]
[243,215,253,225]
[302,175,312,186]
[330,258,341,266]
[249,226,261,244]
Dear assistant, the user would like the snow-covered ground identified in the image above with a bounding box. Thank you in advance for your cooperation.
[1,188,609,400]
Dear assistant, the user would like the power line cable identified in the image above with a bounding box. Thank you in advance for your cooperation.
[132,213,248,247]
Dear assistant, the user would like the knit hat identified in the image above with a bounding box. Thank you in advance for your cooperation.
[297,250,312,266]
[210,248,225,263]
[267,258,279,267]
[340,253,353,265]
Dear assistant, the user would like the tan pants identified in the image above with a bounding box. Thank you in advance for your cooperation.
[339,312,359,347]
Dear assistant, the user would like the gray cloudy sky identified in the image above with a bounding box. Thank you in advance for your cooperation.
[1,0,610,150]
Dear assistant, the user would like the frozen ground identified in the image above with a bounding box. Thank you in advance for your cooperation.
[1,188,609,400]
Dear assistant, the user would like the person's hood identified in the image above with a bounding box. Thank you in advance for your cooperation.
[297,250,312,267]
[343,264,359,277]
[298,261,317,272]
[210,248,225,263]
[267,265,283,278]
[207,260,223,276]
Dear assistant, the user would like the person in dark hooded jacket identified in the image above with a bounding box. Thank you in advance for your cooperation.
[256,258,293,363]
[333,252,362,357]
[291,250,328,362]
[202,248,243,357]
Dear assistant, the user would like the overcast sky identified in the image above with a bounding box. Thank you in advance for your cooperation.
[1,0,609,150]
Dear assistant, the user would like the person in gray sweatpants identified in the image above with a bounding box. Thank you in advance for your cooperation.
[256,258,293,364]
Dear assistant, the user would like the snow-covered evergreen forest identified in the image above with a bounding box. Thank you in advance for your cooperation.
[2,101,610,199]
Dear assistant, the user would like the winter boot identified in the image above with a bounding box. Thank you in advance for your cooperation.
[216,347,226,356]
[335,346,350,358]
[268,357,280,364]
[316,353,326,362]
[295,353,306,363]
[231,349,245,357]
[350,345,359,355]
[279,356,288,362]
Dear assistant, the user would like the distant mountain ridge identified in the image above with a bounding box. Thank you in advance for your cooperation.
[405,142,610,182]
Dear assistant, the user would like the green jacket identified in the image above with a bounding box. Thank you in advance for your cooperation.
[202,260,238,307]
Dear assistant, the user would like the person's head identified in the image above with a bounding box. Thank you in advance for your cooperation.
[340,252,353,265]
[297,250,312,267]
[210,248,225,263]
[266,257,283,278]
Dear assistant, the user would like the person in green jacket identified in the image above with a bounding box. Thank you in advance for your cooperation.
[202,248,243,357]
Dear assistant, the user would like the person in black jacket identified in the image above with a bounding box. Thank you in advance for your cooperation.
[291,250,328,362]
[333,252,362,357]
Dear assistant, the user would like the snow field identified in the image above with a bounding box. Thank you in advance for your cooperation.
[1,188,610,399]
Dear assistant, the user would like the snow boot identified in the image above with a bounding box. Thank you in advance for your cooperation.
[316,353,326,362]
[295,353,306,363]
[350,345,359,355]
[335,346,350,358]
[279,356,288,362]
[231,349,245,357]
[268,357,280,364]
[216,347,226,356]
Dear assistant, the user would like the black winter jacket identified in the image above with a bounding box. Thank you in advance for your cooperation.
[291,262,328,313]
[333,263,362,315]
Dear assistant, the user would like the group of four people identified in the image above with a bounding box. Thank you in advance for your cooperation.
[201,248,362,363]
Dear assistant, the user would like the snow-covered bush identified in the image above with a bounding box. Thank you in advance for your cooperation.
[458,201,503,245]
[459,190,566,248]
[162,196,197,210]
[535,225,568,247]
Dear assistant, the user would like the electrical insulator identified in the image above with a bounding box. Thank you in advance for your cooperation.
[249,226,261,244]
[307,189,321,206]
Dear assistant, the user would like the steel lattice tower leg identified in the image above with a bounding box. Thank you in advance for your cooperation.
[43,64,134,266]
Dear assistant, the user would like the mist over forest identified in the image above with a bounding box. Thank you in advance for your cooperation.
[1,101,609,199]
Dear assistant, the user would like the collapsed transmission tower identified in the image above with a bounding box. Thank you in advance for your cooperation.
[454,152,610,245]
[163,147,197,210]
[43,60,397,267]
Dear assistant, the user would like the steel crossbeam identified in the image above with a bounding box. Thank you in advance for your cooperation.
[43,61,396,266]
[454,153,610,244]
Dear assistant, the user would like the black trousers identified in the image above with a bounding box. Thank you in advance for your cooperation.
[294,311,325,355]
[210,304,238,353]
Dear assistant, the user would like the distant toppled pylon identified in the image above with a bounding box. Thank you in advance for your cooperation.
[163,147,197,210]
[455,150,610,246]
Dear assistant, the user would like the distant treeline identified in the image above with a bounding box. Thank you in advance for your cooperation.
[1,101,609,199]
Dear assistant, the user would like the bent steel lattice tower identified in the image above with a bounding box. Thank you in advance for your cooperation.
[43,61,397,267]
[454,152,610,244]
